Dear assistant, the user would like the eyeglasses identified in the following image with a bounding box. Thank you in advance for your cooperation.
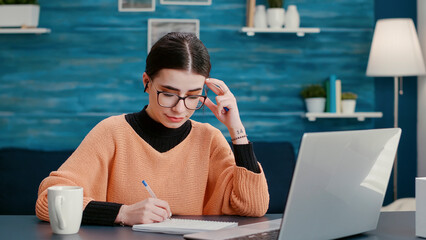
[155,87,207,110]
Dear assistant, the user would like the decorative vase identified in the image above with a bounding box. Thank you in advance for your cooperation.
[305,98,326,113]
[0,4,40,28]
[267,8,285,29]
[254,5,267,28]
[285,5,300,29]
[341,100,356,114]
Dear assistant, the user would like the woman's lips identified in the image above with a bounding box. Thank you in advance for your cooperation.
[166,115,184,122]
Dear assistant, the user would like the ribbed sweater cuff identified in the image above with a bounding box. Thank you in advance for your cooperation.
[233,142,261,173]
[82,201,122,226]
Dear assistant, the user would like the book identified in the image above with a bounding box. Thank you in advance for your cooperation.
[325,81,330,112]
[335,79,342,114]
[246,0,256,28]
[132,218,238,235]
[329,74,337,113]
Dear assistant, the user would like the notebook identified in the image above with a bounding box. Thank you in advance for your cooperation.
[185,128,401,240]
[132,218,238,235]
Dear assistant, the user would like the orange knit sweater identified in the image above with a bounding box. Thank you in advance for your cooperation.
[35,115,270,221]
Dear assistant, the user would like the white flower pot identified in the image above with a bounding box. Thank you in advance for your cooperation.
[342,100,356,114]
[0,5,40,28]
[305,97,326,113]
[267,8,285,29]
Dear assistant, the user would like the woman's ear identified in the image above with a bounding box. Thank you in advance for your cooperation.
[142,72,150,93]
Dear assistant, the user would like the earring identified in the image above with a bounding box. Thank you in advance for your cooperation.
[144,81,149,92]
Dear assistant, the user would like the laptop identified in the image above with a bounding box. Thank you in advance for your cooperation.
[184,128,401,240]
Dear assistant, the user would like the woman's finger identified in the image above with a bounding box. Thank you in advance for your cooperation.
[215,95,234,104]
[217,99,234,115]
[204,97,218,114]
[205,78,229,96]
[205,82,223,96]
[216,96,234,111]
[151,207,169,222]
[152,198,172,218]
[148,212,165,223]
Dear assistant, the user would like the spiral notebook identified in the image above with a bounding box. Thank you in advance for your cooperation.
[132,218,238,235]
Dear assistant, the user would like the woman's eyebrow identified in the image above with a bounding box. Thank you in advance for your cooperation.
[161,85,203,93]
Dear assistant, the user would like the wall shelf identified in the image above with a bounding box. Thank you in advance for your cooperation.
[304,112,383,122]
[0,28,51,34]
[241,27,320,37]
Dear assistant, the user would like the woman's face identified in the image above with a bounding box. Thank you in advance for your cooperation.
[144,69,206,129]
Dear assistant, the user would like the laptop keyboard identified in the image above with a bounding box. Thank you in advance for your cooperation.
[225,229,279,240]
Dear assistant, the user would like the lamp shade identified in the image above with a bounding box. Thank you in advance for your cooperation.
[366,18,426,77]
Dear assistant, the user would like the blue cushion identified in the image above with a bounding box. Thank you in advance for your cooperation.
[0,148,72,215]
[252,142,295,214]
[0,142,295,215]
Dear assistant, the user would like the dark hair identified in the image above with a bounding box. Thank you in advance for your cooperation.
[145,32,211,80]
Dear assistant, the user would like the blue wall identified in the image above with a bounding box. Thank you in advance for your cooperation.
[0,0,417,202]
[0,0,376,151]
[3,0,414,203]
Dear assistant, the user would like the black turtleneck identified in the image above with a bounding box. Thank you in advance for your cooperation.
[124,106,191,153]
[82,106,260,226]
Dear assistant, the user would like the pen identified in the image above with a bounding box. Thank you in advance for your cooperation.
[142,180,158,199]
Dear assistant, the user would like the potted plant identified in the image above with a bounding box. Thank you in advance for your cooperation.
[341,92,357,114]
[300,84,326,113]
[0,0,40,28]
[267,0,285,29]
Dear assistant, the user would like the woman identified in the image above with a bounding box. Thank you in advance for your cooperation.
[36,32,269,226]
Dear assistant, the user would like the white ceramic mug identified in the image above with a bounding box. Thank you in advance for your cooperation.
[48,186,83,234]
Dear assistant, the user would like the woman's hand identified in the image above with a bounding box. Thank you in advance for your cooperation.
[204,78,248,144]
[115,198,172,226]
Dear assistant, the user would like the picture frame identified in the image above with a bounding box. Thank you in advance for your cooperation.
[147,19,200,52]
[118,0,155,12]
[160,0,211,5]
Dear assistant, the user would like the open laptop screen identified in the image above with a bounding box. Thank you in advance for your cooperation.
[185,128,401,240]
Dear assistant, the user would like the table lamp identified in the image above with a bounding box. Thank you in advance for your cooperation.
[366,18,426,200]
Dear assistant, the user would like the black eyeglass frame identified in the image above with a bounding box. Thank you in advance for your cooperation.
[155,89,208,110]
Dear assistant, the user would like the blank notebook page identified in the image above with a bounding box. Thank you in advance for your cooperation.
[132,218,238,235]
